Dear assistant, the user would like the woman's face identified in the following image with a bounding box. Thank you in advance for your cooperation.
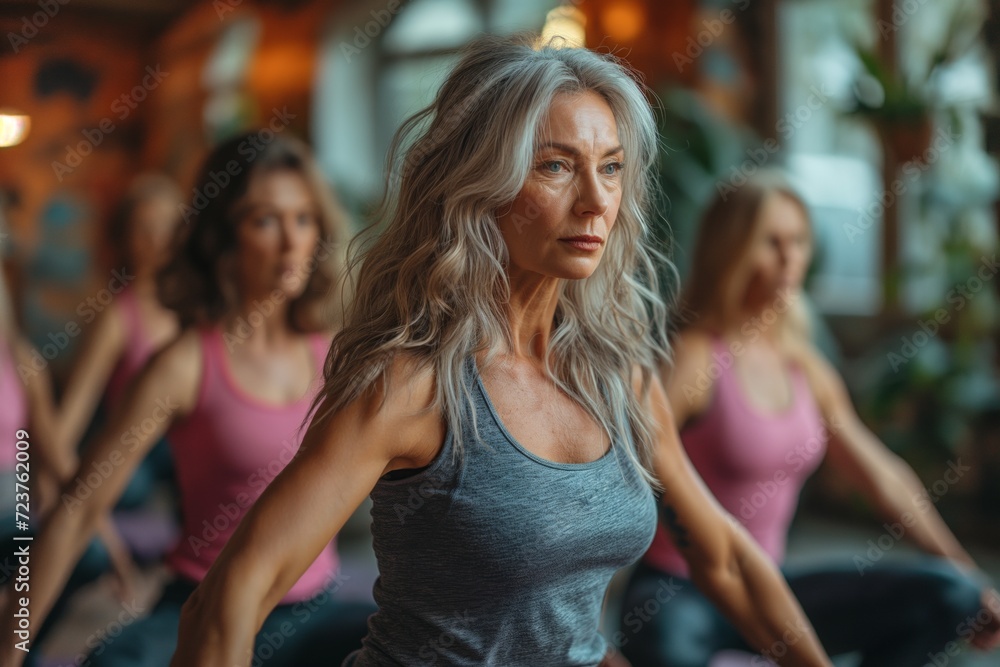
[233,169,320,301]
[742,193,812,307]
[128,195,181,275]
[496,90,624,281]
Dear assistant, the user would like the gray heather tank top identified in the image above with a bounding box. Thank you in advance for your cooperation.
[345,355,657,667]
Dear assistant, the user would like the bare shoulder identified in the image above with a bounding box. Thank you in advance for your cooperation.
[662,329,716,421]
[335,352,445,473]
[670,329,714,366]
[136,328,204,416]
[89,295,128,345]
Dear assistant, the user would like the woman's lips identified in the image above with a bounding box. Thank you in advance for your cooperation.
[559,236,603,252]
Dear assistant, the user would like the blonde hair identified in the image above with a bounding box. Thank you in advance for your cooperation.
[309,34,672,484]
[678,169,812,344]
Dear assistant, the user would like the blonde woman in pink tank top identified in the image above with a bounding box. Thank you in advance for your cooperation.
[0,133,372,667]
[619,170,1000,666]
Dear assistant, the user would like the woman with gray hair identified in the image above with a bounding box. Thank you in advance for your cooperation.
[171,34,835,667]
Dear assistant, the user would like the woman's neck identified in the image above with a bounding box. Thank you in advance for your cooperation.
[504,267,561,361]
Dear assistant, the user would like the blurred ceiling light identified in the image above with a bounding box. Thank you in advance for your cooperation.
[539,5,586,49]
[601,0,645,43]
[0,112,30,148]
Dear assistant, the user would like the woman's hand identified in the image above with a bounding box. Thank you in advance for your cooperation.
[96,518,139,604]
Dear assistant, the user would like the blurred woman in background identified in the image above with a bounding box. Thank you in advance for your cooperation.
[0,132,373,667]
[56,174,183,512]
[619,170,1000,666]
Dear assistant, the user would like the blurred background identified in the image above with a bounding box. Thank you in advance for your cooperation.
[1,0,999,665]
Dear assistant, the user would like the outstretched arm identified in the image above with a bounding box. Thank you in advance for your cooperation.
[800,344,1000,649]
[0,332,199,666]
[53,302,127,455]
[170,356,443,667]
[642,367,833,666]
[802,346,974,567]
[14,339,138,603]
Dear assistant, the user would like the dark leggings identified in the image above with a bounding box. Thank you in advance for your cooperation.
[85,577,375,667]
[618,557,985,667]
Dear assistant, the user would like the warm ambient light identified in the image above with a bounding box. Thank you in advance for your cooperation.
[539,4,586,49]
[601,0,646,43]
[0,112,30,147]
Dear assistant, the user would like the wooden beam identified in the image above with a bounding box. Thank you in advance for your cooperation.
[877,0,901,316]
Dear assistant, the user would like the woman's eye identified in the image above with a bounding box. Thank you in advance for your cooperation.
[603,161,624,175]
[297,213,315,227]
[543,161,566,173]
[254,214,278,228]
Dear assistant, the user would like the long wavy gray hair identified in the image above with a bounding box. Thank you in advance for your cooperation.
[309,33,673,484]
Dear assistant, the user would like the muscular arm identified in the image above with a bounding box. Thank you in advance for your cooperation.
[0,331,200,665]
[170,356,444,667]
[799,345,977,569]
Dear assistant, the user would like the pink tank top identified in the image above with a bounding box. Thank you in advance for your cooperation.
[644,336,828,577]
[0,339,28,471]
[165,327,337,603]
[105,288,159,408]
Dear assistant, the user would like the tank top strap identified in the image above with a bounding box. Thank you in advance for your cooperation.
[195,326,226,398]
